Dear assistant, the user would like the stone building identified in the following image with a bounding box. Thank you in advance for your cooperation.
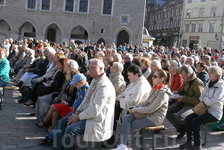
[145,0,183,48]
[179,0,224,50]
[0,0,146,46]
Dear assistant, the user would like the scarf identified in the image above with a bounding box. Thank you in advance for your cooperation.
[153,83,165,92]
[208,79,218,88]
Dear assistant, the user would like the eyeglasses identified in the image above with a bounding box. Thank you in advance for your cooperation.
[152,75,160,79]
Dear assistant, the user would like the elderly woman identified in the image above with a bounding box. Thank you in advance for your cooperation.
[147,60,162,86]
[115,69,172,150]
[196,61,209,85]
[0,48,10,87]
[140,58,151,79]
[109,62,126,96]
[170,59,183,92]
[180,66,224,150]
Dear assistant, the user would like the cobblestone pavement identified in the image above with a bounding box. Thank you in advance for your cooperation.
[0,83,224,150]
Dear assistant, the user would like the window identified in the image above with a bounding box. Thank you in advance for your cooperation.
[178,20,180,27]
[41,0,50,10]
[188,0,192,3]
[0,0,4,5]
[27,0,36,9]
[171,9,174,16]
[198,23,203,32]
[175,8,178,16]
[170,21,173,28]
[160,23,162,29]
[158,13,160,19]
[191,24,196,32]
[166,22,169,28]
[201,0,206,2]
[186,9,191,18]
[199,8,205,17]
[65,0,74,12]
[179,7,182,15]
[103,0,112,15]
[163,22,166,29]
[174,20,177,27]
[185,24,190,32]
[164,11,167,18]
[79,0,88,13]
[209,23,215,33]
[211,7,216,17]
[167,10,170,18]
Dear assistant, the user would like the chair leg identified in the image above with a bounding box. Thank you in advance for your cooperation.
[140,129,144,150]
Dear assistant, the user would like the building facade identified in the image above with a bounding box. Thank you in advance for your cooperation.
[145,0,183,48]
[0,0,146,46]
[179,0,224,50]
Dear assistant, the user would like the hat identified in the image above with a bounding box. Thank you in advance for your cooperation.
[70,73,86,85]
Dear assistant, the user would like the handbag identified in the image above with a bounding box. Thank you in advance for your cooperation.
[133,112,148,119]
[193,102,207,116]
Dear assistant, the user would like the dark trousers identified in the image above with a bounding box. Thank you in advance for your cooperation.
[105,103,123,147]
[186,113,218,146]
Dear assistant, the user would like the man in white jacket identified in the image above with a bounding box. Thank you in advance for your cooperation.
[54,59,116,150]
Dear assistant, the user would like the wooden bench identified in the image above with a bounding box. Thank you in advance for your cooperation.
[139,125,165,150]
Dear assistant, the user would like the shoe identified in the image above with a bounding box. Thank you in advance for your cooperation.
[18,98,26,103]
[29,112,36,116]
[36,121,46,128]
[38,136,52,145]
[115,144,128,150]
[217,123,224,130]
[179,141,192,149]
[24,100,35,106]
[189,145,202,150]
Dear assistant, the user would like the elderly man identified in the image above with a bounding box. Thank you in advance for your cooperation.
[166,65,204,139]
[54,59,116,150]
[122,53,133,84]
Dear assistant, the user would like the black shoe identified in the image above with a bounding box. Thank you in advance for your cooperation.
[38,136,52,145]
[179,141,192,149]
[18,98,27,103]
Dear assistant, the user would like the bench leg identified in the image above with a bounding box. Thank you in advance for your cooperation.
[140,129,144,150]
[151,131,155,150]
[202,124,207,146]
[84,141,88,150]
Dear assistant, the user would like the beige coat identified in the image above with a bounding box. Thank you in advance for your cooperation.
[109,72,126,96]
[118,75,151,111]
[78,74,115,142]
[133,85,172,125]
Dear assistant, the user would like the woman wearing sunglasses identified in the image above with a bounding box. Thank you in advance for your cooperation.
[115,69,172,150]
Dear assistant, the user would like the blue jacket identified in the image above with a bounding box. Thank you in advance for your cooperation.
[197,70,209,86]
[72,82,89,112]
[0,57,10,83]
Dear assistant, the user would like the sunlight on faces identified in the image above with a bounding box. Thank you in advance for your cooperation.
[88,61,102,78]
[180,71,190,81]
[110,64,117,73]
[128,72,139,83]
[152,71,164,86]
[208,71,218,82]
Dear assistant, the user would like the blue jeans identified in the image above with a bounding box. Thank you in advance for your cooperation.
[186,113,218,146]
[53,115,86,150]
[48,112,73,141]
[120,114,155,145]
[0,80,8,87]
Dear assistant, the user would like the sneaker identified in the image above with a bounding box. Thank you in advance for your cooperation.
[189,145,202,150]
[179,141,192,149]
[217,123,224,129]
[115,144,128,150]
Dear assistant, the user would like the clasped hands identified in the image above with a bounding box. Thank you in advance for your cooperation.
[67,111,81,126]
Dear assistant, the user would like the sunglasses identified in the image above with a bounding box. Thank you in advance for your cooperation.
[152,75,160,78]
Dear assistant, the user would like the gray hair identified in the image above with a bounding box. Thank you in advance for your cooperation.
[208,66,222,79]
[151,60,162,69]
[89,59,105,73]
[186,57,194,64]
[67,59,79,70]
[179,65,193,75]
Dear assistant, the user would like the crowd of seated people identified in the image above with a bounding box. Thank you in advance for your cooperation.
[1,38,224,150]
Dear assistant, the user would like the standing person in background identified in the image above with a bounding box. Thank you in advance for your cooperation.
[0,48,10,87]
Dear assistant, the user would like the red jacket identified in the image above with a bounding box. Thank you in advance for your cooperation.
[171,73,183,92]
